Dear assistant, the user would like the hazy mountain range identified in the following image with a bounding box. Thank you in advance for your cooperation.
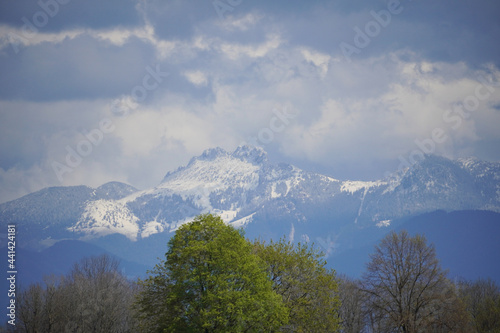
[1,145,499,283]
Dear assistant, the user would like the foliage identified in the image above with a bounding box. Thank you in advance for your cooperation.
[12,218,500,333]
[253,238,341,333]
[136,214,288,332]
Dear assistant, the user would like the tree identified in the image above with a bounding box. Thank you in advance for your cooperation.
[458,278,500,332]
[17,275,72,333]
[16,254,138,333]
[362,230,465,333]
[17,283,45,332]
[253,238,341,332]
[337,275,365,333]
[135,214,288,332]
[63,255,138,332]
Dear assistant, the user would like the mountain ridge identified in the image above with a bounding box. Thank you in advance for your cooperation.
[1,145,499,254]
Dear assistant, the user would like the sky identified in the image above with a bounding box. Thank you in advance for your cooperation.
[1,0,500,203]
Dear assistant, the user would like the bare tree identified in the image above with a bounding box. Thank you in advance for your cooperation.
[17,283,44,333]
[42,275,68,332]
[362,230,465,333]
[458,278,500,333]
[63,254,138,333]
[338,274,366,333]
[16,275,67,333]
[16,254,138,333]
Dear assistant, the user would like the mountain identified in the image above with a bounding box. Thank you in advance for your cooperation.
[1,146,499,282]
[0,181,138,249]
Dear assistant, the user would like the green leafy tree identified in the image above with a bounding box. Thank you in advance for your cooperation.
[135,214,288,332]
[253,238,341,333]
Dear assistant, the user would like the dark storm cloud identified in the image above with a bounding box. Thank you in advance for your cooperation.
[0,34,157,101]
[225,0,500,67]
[142,0,213,40]
[327,0,500,67]
[0,0,142,31]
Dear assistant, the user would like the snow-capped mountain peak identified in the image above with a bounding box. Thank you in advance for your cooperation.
[159,146,264,194]
[158,149,260,193]
[232,145,268,165]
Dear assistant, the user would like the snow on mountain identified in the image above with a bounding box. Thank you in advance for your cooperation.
[0,182,138,248]
[157,147,261,207]
[61,146,271,240]
[70,199,140,241]
[456,157,500,207]
[340,180,385,194]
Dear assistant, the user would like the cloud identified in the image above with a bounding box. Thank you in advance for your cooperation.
[219,34,282,60]
[300,48,332,78]
[216,13,263,32]
[0,33,157,101]
[184,70,208,87]
[0,0,142,32]
[0,25,83,53]
[1,0,500,202]
[280,55,500,178]
[0,164,51,204]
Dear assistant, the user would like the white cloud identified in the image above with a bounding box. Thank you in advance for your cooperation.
[301,48,332,78]
[280,55,500,174]
[220,34,282,60]
[184,70,208,86]
[90,24,178,60]
[0,25,83,53]
[0,22,182,62]
[111,105,220,158]
[217,13,263,31]
[0,164,50,203]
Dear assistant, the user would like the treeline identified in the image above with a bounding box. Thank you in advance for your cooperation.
[13,255,139,332]
[338,231,500,333]
[5,214,500,332]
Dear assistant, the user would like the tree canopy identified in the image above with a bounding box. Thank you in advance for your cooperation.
[136,214,288,332]
[253,239,341,332]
